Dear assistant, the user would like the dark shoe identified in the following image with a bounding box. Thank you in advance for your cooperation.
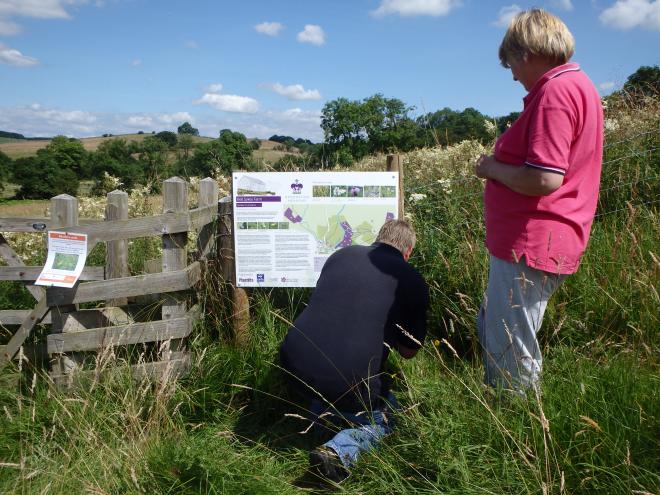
[309,446,348,482]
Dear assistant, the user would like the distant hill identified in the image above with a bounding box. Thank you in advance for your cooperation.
[0,133,300,163]
[0,133,214,159]
[0,130,50,141]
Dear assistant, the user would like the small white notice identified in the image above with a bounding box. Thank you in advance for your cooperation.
[35,232,88,288]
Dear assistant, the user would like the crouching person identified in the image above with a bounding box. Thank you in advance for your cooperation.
[279,219,429,482]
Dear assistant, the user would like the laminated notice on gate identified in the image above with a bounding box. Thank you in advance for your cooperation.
[35,231,88,288]
[232,171,399,288]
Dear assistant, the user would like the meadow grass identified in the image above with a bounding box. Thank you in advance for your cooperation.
[0,95,658,493]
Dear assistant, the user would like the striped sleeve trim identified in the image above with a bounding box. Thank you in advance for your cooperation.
[525,162,566,175]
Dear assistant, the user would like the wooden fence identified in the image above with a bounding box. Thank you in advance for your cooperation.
[0,176,226,387]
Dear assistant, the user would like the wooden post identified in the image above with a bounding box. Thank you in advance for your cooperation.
[217,196,250,345]
[105,190,129,307]
[197,178,219,259]
[49,194,80,375]
[387,154,405,219]
[161,177,188,360]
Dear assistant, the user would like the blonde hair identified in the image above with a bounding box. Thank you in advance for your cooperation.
[376,219,416,254]
[499,9,574,68]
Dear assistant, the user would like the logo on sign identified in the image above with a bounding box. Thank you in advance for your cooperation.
[290,179,303,194]
[257,274,265,283]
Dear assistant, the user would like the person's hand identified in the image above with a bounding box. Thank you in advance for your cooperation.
[475,154,495,179]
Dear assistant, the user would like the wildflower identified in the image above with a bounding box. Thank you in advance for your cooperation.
[409,193,427,203]
[484,119,497,138]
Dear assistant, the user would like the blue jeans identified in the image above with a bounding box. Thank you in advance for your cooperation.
[310,392,399,468]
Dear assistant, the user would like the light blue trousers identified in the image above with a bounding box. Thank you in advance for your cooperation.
[478,255,566,392]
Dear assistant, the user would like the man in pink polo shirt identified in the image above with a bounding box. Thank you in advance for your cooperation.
[474,9,603,393]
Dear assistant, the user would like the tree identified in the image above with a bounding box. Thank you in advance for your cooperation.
[38,135,89,178]
[138,135,171,181]
[86,138,143,190]
[189,129,254,177]
[177,121,199,136]
[155,130,178,147]
[321,94,418,164]
[623,65,660,97]
[13,155,79,199]
[0,150,11,193]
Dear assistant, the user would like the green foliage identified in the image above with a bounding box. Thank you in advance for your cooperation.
[154,130,178,148]
[0,150,11,191]
[86,138,144,191]
[187,129,254,177]
[12,155,79,199]
[417,107,492,146]
[177,121,199,136]
[623,64,660,96]
[38,135,89,178]
[138,135,172,182]
[321,94,418,164]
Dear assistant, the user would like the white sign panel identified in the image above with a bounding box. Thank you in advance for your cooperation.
[35,231,88,288]
[232,171,399,287]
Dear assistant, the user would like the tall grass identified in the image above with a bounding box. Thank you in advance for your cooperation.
[0,95,658,493]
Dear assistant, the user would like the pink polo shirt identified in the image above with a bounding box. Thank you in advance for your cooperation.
[485,63,604,274]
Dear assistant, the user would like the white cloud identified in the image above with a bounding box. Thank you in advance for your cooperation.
[0,44,38,66]
[493,4,522,27]
[0,0,96,37]
[206,83,223,93]
[599,81,616,90]
[297,24,325,45]
[255,21,283,36]
[371,0,462,17]
[600,0,660,30]
[0,0,72,20]
[0,17,20,35]
[184,40,199,49]
[194,93,259,113]
[157,112,193,124]
[125,112,192,128]
[0,103,322,141]
[131,58,142,67]
[553,0,574,10]
[0,104,198,137]
[195,108,323,141]
[263,83,321,101]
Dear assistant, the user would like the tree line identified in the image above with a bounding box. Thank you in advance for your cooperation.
[0,65,656,199]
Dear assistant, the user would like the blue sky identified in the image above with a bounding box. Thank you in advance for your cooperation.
[0,0,658,141]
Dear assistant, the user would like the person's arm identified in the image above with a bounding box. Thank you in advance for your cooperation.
[475,154,563,196]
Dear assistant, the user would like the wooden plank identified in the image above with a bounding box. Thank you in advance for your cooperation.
[60,307,133,332]
[106,190,129,306]
[49,194,80,375]
[387,154,405,219]
[197,178,219,260]
[0,233,45,301]
[47,315,194,353]
[162,177,188,361]
[0,310,52,325]
[0,218,101,233]
[218,196,234,284]
[49,353,191,389]
[0,266,104,281]
[46,261,201,306]
[0,297,50,365]
[189,204,217,230]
